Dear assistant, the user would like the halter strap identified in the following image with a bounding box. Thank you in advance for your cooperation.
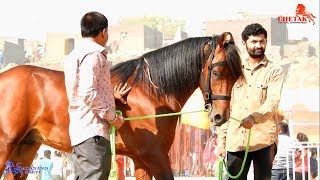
[200,40,232,109]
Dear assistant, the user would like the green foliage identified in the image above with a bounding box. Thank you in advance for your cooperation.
[119,16,185,39]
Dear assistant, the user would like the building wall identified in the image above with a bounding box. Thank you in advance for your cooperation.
[45,32,80,58]
[109,25,163,53]
[270,18,288,46]
[144,25,163,50]
[0,37,26,65]
[109,25,144,53]
[2,41,26,65]
[205,17,288,47]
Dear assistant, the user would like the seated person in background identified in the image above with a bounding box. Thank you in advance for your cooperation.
[272,122,295,180]
[294,132,309,180]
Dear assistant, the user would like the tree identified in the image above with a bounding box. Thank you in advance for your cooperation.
[119,16,185,39]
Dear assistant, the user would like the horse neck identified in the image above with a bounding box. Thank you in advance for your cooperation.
[169,86,198,111]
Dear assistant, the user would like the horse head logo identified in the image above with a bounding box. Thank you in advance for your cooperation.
[4,160,24,177]
[296,3,316,25]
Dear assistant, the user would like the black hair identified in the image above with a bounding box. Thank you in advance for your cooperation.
[44,150,51,159]
[310,147,317,156]
[80,11,108,38]
[296,132,309,142]
[241,23,267,41]
[278,122,289,134]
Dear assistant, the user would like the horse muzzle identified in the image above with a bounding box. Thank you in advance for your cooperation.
[207,105,228,126]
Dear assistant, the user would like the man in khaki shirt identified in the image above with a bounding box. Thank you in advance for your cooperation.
[218,23,284,179]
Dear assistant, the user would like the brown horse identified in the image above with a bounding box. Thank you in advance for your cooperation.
[0,32,244,180]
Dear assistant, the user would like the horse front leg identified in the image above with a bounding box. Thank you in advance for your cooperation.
[131,157,152,180]
[137,149,174,180]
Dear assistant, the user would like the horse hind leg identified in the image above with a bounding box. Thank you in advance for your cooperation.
[2,142,41,180]
[131,157,153,180]
[0,137,20,178]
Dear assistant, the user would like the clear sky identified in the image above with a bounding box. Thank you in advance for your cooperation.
[0,0,318,41]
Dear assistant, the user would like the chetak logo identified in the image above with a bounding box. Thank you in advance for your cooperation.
[278,3,317,25]
[296,4,316,25]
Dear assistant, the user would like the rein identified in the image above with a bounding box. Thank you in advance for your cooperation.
[218,117,251,180]
[109,111,251,179]
[109,109,209,178]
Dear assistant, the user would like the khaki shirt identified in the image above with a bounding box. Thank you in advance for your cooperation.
[218,57,284,152]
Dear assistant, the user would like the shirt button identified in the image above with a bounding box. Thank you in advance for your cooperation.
[249,85,251,87]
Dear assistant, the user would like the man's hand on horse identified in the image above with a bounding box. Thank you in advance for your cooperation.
[114,83,131,104]
[239,115,255,129]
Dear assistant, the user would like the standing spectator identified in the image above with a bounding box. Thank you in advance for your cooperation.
[310,148,318,180]
[40,150,53,180]
[116,155,125,180]
[125,157,132,177]
[51,151,63,180]
[63,11,131,180]
[272,122,295,180]
[217,23,284,179]
[203,133,218,176]
[295,132,309,180]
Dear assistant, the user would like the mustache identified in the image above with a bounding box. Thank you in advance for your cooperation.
[254,48,264,51]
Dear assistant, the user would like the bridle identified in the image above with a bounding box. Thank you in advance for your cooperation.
[200,39,232,110]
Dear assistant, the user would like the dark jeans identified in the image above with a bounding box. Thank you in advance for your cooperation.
[271,169,293,180]
[71,136,111,180]
[294,172,309,180]
[226,143,277,180]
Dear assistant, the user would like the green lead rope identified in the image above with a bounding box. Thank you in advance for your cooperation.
[109,110,251,180]
[109,110,122,179]
[218,117,252,180]
[109,109,207,177]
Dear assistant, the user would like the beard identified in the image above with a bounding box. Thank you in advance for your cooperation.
[247,46,265,59]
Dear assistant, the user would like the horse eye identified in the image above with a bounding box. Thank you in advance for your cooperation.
[212,71,220,77]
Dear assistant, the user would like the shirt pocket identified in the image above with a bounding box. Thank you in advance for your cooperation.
[254,84,268,104]
[232,82,243,97]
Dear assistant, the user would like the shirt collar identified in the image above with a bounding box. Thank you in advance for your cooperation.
[78,39,106,55]
[243,56,268,70]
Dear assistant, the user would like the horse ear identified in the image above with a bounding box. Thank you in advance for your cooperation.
[218,32,235,48]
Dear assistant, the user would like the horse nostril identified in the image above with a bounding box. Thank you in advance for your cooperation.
[214,114,223,125]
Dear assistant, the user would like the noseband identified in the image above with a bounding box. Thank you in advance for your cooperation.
[200,41,231,109]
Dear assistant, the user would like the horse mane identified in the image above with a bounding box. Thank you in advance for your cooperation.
[111,36,244,97]
[111,37,212,97]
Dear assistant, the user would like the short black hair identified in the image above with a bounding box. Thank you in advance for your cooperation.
[310,147,317,156]
[278,122,289,134]
[44,150,51,159]
[80,11,108,38]
[241,23,267,41]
